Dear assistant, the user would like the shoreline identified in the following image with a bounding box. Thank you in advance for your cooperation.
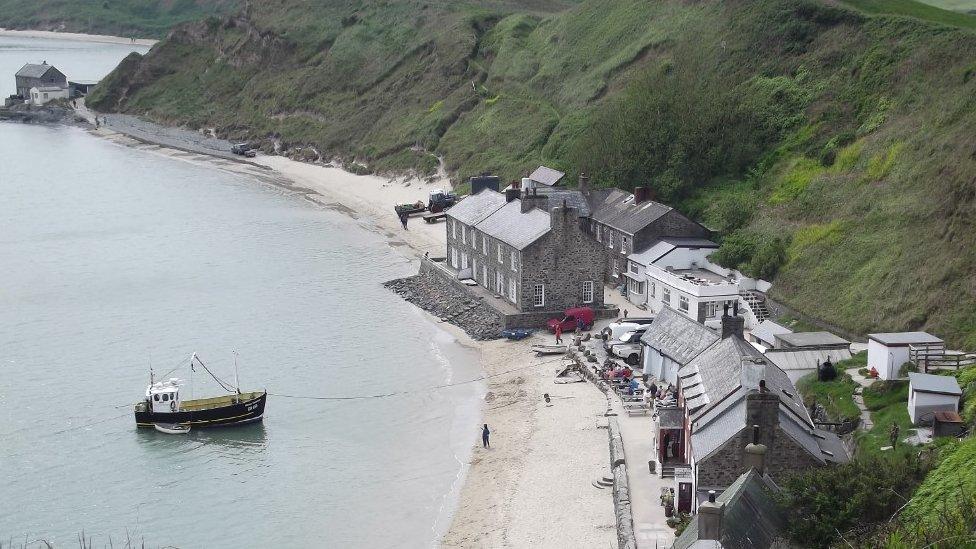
[66,111,616,547]
[0,28,157,46]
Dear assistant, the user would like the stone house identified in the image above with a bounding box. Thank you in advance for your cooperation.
[15,62,67,98]
[587,184,710,283]
[669,308,848,505]
[444,188,605,313]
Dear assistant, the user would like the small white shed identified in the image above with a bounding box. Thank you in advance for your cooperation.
[867,332,943,380]
[908,373,961,425]
[29,85,68,106]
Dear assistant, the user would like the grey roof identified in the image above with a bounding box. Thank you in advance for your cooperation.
[673,469,787,549]
[751,320,792,346]
[775,331,850,348]
[909,372,962,395]
[446,189,506,226]
[528,165,565,186]
[691,399,748,459]
[474,199,550,250]
[640,306,719,364]
[763,348,853,374]
[545,189,593,217]
[16,63,57,78]
[657,407,685,429]
[680,336,767,413]
[630,238,719,266]
[33,86,65,92]
[590,188,674,235]
[869,332,944,346]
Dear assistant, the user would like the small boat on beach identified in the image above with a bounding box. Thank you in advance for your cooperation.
[532,344,568,355]
[134,353,266,429]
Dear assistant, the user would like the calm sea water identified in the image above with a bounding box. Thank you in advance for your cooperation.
[0,37,483,548]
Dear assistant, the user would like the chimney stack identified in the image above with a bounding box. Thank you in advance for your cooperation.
[743,424,768,475]
[634,186,649,204]
[698,490,723,541]
[521,186,546,213]
[721,301,745,339]
[578,172,590,193]
[505,187,520,203]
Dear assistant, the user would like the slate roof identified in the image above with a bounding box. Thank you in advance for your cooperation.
[474,199,550,250]
[750,320,792,346]
[680,336,767,413]
[868,332,944,346]
[446,189,506,226]
[763,348,853,376]
[640,306,719,364]
[590,188,674,235]
[629,238,720,267]
[673,469,788,549]
[775,331,850,348]
[528,165,565,187]
[546,189,593,217]
[16,63,57,78]
[909,372,962,395]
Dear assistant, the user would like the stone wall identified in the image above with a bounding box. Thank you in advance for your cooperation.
[384,260,503,340]
[696,423,822,489]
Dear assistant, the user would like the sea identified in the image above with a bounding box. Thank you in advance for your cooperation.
[0,35,484,548]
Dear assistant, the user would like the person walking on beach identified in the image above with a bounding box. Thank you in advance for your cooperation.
[482,424,490,448]
[554,324,563,344]
[399,211,409,230]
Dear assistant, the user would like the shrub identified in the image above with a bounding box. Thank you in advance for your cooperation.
[710,231,759,271]
[748,236,788,280]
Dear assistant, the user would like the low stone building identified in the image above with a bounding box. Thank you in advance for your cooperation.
[29,85,69,106]
[445,187,606,315]
[15,62,67,98]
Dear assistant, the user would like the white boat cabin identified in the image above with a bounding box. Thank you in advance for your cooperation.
[147,378,183,413]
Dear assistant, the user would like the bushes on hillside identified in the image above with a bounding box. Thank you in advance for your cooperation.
[710,231,788,280]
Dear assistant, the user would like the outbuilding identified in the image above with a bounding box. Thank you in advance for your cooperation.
[907,372,961,426]
[773,331,850,350]
[868,332,944,380]
[29,85,69,106]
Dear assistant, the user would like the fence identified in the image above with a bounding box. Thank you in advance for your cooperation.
[909,343,976,373]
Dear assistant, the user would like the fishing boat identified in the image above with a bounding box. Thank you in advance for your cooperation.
[531,344,568,355]
[134,353,266,428]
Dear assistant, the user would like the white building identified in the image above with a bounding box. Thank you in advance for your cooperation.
[626,238,770,331]
[867,332,943,380]
[908,372,961,425]
[640,306,719,386]
[29,85,69,106]
[749,319,792,351]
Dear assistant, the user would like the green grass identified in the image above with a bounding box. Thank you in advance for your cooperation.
[0,0,240,38]
[797,372,860,422]
[917,0,976,12]
[842,0,976,29]
[901,436,976,529]
[859,380,915,457]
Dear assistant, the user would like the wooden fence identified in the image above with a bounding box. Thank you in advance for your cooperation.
[909,343,976,373]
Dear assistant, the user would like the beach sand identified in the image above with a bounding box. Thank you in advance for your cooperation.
[82,115,618,547]
[0,28,157,47]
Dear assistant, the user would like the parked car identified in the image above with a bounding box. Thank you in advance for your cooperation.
[609,329,646,365]
[547,307,594,333]
[601,318,654,348]
[231,142,252,155]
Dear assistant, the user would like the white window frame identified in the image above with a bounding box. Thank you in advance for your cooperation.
[608,230,615,249]
[706,301,718,318]
[510,251,518,272]
[461,252,469,270]
[595,224,602,243]
[582,281,594,304]
[452,220,458,239]
[497,243,504,263]
[622,235,629,254]
[509,278,517,303]
[533,284,545,308]
[679,295,689,312]
[663,287,671,305]
[496,272,505,294]
[649,281,655,298]
[628,277,644,296]
[630,261,639,274]
[461,225,467,245]
[450,247,458,269]
[482,234,487,253]
[482,265,488,287]
[612,257,620,278]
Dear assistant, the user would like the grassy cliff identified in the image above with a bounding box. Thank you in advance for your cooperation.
[0,0,240,38]
[89,0,976,346]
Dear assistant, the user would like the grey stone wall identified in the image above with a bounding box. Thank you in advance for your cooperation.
[519,206,606,313]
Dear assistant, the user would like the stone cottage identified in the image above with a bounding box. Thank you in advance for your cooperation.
[15,62,67,98]
[444,188,606,314]
[671,307,848,504]
[586,182,711,282]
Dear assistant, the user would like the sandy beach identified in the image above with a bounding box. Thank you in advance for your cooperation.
[0,28,157,46]
[77,112,618,547]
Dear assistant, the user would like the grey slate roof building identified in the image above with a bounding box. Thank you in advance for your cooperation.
[14,62,67,98]
[908,372,962,396]
[672,469,789,549]
[774,331,850,350]
[527,165,566,187]
[674,313,849,497]
[868,332,944,346]
[764,347,853,383]
[444,188,606,313]
[749,320,792,349]
[641,306,720,385]
[586,185,711,281]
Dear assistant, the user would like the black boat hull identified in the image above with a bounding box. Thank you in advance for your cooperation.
[135,392,266,428]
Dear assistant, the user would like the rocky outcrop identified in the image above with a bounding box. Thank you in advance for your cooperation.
[384,269,502,340]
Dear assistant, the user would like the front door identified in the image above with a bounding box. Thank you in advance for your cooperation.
[678,482,692,514]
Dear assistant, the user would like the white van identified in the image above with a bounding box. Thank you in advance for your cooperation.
[601,318,654,349]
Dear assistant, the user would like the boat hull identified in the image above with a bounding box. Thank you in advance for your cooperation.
[135,392,266,428]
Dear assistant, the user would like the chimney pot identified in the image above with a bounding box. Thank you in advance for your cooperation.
[759,379,767,392]
[744,424,768,475]
[634,186,649,204]
[708,490,716,503]
[578,172,590,193]
[698,492,724,541]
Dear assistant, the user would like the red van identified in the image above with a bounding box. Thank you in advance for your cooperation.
[547,307,595,333]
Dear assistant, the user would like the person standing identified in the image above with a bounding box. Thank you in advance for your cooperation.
[399,211,409,230]
[482,424,490,448]
[554,324,563,344]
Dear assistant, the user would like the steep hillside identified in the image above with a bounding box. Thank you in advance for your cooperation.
[0,0,240,38]
[90,0,976,347]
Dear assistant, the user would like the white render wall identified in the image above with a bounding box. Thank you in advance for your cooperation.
[908,390,959,425]
[868,339,912,380]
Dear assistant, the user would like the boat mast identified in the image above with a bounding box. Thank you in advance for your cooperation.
[234,350,241,395]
